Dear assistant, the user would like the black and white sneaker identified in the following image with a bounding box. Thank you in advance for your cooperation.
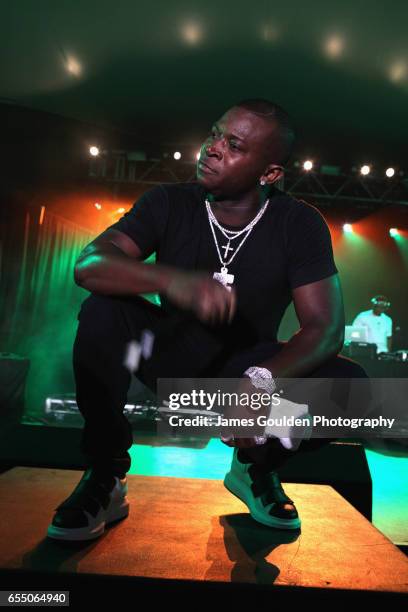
[224,448,301,530]
[47,468,129,542]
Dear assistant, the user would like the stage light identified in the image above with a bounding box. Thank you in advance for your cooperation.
[94,203,102,210]
[173,151,181,160]
[386,167,395,178]
[360,165,370,176]
[181,22,203,45]
[389,61,406,83]
[261,24,279,42]
[343,223,353,234]
[303,160,313,171]
[389,228,399,237]
[65,55,82,77]
[39,206,46,226]
[89,146,100,157]
[324,35,344,58]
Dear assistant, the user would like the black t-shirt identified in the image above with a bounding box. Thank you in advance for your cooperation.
[107,182,338,347]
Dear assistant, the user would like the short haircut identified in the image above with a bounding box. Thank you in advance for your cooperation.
[235,98,295,166]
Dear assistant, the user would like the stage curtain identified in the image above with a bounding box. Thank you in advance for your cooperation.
[0,207,159,422]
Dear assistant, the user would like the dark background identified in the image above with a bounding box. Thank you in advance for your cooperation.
[1,0,408,166]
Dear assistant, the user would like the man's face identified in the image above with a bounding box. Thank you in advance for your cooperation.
[373,304,388,315]
[196,106,281,197]
[372,300,389,315]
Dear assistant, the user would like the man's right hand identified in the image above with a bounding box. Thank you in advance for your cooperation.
[165,270,236,325]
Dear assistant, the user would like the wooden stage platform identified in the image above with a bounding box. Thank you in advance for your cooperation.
[0,467,407,599]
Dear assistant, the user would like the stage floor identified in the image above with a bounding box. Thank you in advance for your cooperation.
[0,467,407,593]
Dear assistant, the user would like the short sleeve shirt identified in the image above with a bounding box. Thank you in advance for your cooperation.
[107,182,338,346]
[352,310,392,353]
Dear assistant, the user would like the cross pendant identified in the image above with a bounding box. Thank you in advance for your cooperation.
[213,266,235,291]
[221,242,234,257]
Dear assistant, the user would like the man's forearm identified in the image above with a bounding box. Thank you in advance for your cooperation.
[257,325,343,380]
[75,253,176,296]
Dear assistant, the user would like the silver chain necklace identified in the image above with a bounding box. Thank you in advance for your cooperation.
[205,198,270,290]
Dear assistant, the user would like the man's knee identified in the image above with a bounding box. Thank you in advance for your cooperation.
[215,342,285,378]
[75,294,121,338]
[336,355,369,378]
[77,293,155,329]
[73,294,145,375]
[77,293,114,317]
[74,295,140,361]
[315,353,369,379]
[77,293,131,321]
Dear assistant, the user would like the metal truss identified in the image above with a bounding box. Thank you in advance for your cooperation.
[281,170,408,209]
[89,154,408,209]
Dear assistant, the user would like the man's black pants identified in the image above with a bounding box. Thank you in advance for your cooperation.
[73,293,368,477]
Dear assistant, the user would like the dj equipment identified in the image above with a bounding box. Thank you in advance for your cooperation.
[44,394,159,427]
[43,394,219,432]
[342,342,377,360]
[377,350,408,362]
[344,325,369,343]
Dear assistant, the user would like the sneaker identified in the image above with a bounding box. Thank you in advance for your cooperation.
[223,448,301,530]
[47,468,129,541]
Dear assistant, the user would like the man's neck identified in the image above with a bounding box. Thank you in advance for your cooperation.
[207,186,270,226]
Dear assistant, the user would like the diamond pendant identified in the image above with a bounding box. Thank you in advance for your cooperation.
[221,241,234,257]
[213,266,235,291]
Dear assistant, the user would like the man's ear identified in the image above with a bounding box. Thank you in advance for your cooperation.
[264,165,284,185]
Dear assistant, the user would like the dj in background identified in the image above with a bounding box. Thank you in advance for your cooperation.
[352,295,393,354]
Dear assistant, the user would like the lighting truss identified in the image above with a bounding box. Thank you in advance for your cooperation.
[88,154,408,209]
